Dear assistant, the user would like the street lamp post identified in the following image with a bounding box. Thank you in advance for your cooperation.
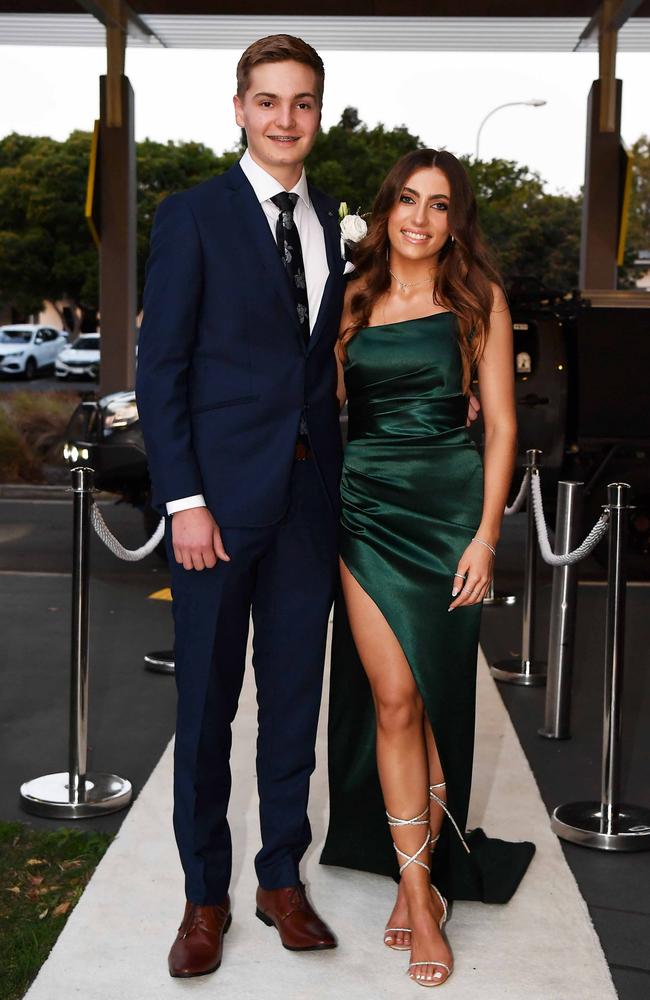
[475,100,547,161]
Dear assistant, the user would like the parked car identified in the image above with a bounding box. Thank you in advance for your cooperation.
[55,333,100,381]
[0,324,67,379]
[62,390,161,549]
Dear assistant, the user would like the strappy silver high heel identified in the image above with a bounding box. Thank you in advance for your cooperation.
[384,805,430,951]
[384,781,468,953]
[384,804,453,987]
[429,781,471,856]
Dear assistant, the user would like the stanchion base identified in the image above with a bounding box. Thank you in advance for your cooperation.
[538,726,570,740]
[483,592,517,607]
[144,650,175,675]
[490,658,547,686]
[552,801,650,851]
[19,772,132,819]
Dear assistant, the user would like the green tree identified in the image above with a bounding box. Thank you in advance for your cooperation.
[136,138,239,302]
[464,157,582,289]
[307,107,422,212]
[5,114,647,317]
[309,113,583,288]
[627,134,650,254]
[0,130,97,316]
[0,131,240,317]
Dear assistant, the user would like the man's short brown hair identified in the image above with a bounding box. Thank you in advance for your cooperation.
[236,34,325,106]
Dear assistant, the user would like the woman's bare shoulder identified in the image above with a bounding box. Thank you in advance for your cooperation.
[490,281,509,314]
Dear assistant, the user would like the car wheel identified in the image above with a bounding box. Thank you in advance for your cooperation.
[24,357,37,380]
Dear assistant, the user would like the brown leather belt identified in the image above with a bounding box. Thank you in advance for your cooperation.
[294,438,311,461]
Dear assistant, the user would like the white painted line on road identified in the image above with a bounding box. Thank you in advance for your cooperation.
[0,570,71,577]
[0,498,71,505]
[0,497,118,505]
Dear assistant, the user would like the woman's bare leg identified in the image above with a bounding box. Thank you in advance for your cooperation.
[425,718,448,843]
[390,718,447,948]
[340,560,452,984]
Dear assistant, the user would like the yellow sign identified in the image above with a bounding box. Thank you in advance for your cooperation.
[85,120,100,249]
[617,143,633,267]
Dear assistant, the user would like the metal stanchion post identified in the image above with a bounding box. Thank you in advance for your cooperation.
[20,467,132,818]
[539,481,583,739]
[491,449,547,686]
[552,483,650,850]
[483,578,516,607]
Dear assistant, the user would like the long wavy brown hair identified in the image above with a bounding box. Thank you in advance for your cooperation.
[339,148,504,394]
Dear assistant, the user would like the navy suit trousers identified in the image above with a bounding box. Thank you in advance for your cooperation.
[167,460,338,904]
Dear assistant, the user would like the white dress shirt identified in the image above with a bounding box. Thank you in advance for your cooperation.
[166,149,330,516]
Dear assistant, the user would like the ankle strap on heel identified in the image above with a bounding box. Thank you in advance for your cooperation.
[386,805,431,875]
[429,784,471,855]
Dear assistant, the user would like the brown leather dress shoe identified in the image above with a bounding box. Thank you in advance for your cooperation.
[255,883,337,951]
[168,896,232,978]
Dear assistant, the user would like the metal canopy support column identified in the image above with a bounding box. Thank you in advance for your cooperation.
[98,3,136,395]
[579,77,622,291]
[577,0,642,291]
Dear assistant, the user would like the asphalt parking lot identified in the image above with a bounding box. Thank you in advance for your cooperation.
[0,496,176,835]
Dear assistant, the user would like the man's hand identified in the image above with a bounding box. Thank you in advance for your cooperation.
[466,391,481,427]
[171,507,230,571]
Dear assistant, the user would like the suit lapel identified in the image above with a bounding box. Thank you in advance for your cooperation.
[308,187,343,352]
[226,164,305,350]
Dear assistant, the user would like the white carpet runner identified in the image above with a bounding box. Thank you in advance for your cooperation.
[25,634,616,1000]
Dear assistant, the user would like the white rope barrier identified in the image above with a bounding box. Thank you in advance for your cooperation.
[505,469,529,516]
[530,471,609,566]
[89,462,608,570]
[91,503,165,561]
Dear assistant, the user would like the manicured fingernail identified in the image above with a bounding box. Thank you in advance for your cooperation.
[451,587,458,597]
[447,606,454,612]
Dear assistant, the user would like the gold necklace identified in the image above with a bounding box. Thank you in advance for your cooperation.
[389,268,435,293]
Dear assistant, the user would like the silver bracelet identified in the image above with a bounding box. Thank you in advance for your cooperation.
[472,536,496,557]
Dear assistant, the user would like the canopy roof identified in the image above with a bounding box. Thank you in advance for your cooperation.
[1,2,649,50]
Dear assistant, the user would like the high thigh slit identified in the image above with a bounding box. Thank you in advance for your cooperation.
[320,313,534,903]
[338,556,457,843]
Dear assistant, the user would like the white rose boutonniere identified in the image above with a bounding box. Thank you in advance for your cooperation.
[338,201,368,271]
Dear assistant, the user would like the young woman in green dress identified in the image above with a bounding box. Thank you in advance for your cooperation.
[321,149,534,987]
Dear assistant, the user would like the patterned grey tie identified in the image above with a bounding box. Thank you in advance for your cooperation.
[271,192,310,348]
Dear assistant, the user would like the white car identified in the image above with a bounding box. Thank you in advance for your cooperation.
[0,324,68,379]
[55,333,101,381]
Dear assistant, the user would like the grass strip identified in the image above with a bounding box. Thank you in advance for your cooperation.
[0,820,113,1000]
[0,390,78,483]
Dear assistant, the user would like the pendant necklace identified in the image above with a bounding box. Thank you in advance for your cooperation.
[389,269,435,293]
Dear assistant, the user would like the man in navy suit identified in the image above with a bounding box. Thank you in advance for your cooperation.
[136,35,345,978]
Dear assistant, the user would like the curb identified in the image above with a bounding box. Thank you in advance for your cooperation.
[0,484,119,502]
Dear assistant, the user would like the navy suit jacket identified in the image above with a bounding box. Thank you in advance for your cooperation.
[136,162,346,526]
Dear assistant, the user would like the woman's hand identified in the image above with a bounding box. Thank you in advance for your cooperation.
[448,541,494,611]
[466,391,481,427]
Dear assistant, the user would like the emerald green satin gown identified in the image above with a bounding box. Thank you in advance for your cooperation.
[320,312,534,903]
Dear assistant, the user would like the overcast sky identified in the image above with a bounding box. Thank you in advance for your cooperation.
[1,45,649,195]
